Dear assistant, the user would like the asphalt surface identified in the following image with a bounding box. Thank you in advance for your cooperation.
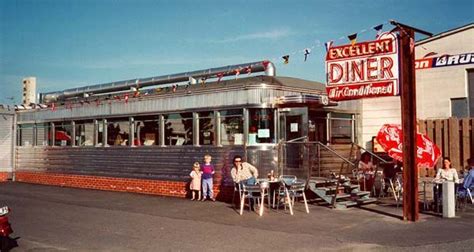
[1,182,473,251]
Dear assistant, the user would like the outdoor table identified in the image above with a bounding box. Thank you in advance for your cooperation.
[257,178,294,215]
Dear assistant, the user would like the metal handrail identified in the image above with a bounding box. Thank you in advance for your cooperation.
[353,143,390,164]
[279,140,357,209]
[316,142,357,167]
[286,136,308,143]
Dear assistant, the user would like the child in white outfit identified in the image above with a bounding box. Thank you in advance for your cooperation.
[190,162,202,201]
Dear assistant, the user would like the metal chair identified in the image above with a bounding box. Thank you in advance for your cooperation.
[274,177,295,215]
[232,183,242,210]
[273,175,297,209]
[240,184,264,216]
[288,179,309,213]
[372,171,385,197]
[256,180,271,216]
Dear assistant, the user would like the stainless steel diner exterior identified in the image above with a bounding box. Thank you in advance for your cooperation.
[12,61,357,198]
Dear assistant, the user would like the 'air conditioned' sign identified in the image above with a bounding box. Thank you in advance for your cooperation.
[326,33,400,101]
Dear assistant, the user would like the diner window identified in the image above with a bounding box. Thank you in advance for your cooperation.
[134,115,160,146]
[198,112,215,145]
[107,118,130,146]
[451,97,468,118]
[248,108,275,144]
[75,120,95,146]
[97,120,104,146]
[17,124,34,146]
[220,109,243,145]
[330,113,353,144]
[36,123,51,146]
[55,122,73,146]
[164,113,193,145]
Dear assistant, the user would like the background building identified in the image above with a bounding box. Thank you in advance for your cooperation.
[348,23,474,169]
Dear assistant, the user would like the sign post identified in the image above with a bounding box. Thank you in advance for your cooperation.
[399,28,419,221]
[391,20,432,222]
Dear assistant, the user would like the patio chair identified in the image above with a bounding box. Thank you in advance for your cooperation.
[232,183,242,210]
[288,179,309,213]
[273,175,297,209]
[256,180,271,216]
[372,171,385,197]
[274,177,295,215]
[279,175,297,185]
[388,172,403,207]
[240,184,264,216]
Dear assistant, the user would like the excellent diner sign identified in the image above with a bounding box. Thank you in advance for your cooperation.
[326,33,400,101]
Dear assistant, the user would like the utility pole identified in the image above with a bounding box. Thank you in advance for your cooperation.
[390,20,432,221]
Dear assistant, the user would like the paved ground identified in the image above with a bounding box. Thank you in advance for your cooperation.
[0,182,473,251]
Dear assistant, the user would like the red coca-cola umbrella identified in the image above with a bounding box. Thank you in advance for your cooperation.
[48,130,72,141]
[376,124,441,168]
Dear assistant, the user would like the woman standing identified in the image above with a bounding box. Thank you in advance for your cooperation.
[434,157,459,212]
[435,157,459,183]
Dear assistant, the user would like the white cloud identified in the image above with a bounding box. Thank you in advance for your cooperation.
[76,56,255,70]
[209,28,293,43]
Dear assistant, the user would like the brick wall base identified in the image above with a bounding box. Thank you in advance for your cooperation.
[14,172,235,202]
[0,172,8,182]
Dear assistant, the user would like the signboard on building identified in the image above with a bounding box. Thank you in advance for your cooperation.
[415,52,474,70]
[326,33,400,101]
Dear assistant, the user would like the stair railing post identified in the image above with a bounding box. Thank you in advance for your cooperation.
[317,143,321,177]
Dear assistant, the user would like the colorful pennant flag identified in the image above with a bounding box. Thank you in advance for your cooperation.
[217,72,224,82]
[373,24,383,39]
[348,33,357,46]
[245,66,252,75]
[325,41,333,52]
[282,55,290,64]
[304,48,311,61]
[234,68,241,79]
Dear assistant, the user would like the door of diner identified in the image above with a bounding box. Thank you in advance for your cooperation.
[279,108,308,171]
[279,108,307,142]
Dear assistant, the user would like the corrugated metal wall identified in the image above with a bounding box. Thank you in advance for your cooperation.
[0,111,14,173]
[15,146,283,184]
[13,144,300,185]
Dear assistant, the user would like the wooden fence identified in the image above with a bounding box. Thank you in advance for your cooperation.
[418,118,474,173]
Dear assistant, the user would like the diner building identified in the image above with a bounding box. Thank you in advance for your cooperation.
[9,61,358,199]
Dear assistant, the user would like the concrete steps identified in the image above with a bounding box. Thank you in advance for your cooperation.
[307,176,377,209]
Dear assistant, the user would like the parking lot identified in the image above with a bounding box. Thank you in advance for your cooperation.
[1,182,473,251]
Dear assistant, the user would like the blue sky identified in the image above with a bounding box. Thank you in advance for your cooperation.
[0,0,473,105]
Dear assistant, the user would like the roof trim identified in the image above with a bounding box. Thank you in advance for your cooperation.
[416,23,474,46]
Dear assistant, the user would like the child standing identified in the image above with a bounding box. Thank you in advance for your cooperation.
[190,162,202,201]
[201,154,215,201]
